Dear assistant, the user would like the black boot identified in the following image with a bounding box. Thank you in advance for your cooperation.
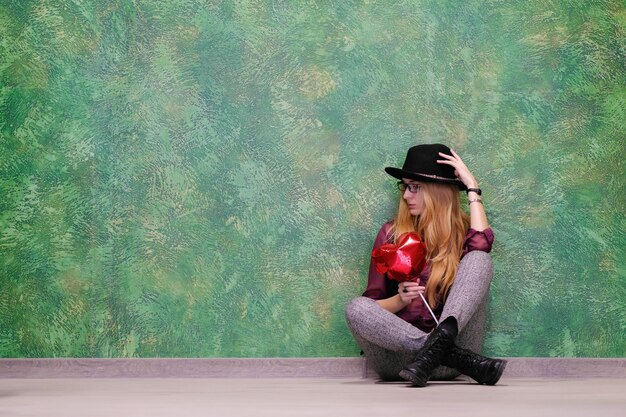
[443,345,507,385]
[399,318,458,387]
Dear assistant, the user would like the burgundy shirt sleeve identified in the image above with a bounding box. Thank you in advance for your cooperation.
[462,227,494,257]
[362,222,393,300]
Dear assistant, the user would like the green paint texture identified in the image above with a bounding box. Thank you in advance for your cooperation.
[0,0,624,358]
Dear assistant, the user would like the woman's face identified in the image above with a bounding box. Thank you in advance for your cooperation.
[402,178,425,216]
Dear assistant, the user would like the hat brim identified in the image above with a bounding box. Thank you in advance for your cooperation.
[384,167,467,191]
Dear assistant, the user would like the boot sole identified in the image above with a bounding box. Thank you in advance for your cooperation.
[398,368,429,387]
[482,360,507,385]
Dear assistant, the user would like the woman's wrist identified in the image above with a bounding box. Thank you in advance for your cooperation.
[397,294,410,307]
[467,189,481,200]
[466,182,479,191]
[466,180,481,197]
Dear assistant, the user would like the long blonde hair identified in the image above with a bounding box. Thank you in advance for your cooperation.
[389,182,470,307]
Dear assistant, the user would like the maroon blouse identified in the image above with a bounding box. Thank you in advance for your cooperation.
[362,222,494,332]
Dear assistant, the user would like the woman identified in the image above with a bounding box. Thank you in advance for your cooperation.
[345,143,506,387]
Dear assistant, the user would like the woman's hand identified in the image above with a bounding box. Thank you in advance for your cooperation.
[437,149,478,190]
[376,281,426,313]
[398,281,425,306]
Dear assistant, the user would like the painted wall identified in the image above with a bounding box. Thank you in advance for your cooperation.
[0,1,624,358]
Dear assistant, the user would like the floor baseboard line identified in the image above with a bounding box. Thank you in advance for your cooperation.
[1,357,624,378]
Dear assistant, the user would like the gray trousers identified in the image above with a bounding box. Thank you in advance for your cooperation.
[345,250,493,381]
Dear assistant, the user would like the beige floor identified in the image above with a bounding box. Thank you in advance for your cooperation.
[1,377,624,417]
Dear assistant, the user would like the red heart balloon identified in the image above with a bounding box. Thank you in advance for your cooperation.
[371,232,427,282]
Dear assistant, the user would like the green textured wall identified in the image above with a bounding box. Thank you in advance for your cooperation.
[1,1,624,358]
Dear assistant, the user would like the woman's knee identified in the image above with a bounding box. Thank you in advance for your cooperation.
[460,250,493,278]
[345,296,375,326]
[462,250,492,265]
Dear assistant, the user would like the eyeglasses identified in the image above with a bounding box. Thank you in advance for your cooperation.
[397,182,421,193]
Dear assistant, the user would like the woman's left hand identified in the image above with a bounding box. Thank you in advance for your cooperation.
[437,149,478,189]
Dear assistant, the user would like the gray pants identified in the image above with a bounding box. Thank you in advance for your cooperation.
[345,250,493,381]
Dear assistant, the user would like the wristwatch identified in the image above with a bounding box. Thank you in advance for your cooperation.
[466,188,482,195]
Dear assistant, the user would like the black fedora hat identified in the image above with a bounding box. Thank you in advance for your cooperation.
[385,144,467,191]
